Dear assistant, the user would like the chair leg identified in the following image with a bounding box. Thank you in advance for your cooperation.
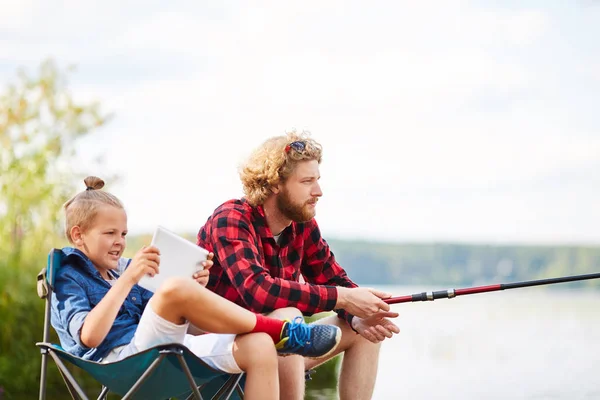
[49,351,89,400]
[96,386,109,400]
[212,374,244,400]
[185,385,206,400]
[175,353,203,400]
[57,368,81,400]
[234,381,244,400]
[39,350,49,400]
[185,374,243,400]
[121,354,166,400]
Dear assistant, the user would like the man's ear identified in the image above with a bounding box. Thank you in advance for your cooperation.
[70,226,84,245]
[271,181,282,194]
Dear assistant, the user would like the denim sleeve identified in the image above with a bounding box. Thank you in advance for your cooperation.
[117,257,131,275]
[140,285,154,306]
[117,257,153,305]
[53,270,92,349]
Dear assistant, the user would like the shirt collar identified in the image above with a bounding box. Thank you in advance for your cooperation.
[252,203,296,245]
[61,247,119,280]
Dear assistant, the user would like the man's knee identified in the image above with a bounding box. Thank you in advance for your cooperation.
[235,333,278,371]
[346,331,382,353]
[330,318,383,355]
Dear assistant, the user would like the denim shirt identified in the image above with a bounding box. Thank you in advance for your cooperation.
[50,247,154,361]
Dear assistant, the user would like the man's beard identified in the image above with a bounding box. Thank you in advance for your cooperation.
[276,188,316,222]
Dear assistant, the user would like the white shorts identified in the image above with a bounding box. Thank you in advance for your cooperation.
[101,304,241,373]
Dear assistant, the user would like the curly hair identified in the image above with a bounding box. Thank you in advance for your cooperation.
[63,176,124,243]
[239,130,322,206]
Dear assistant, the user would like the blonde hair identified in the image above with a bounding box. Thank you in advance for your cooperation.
[239,130,322,206]
[63,176,124,243]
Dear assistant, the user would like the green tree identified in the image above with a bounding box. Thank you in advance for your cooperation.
[0,59,109,398]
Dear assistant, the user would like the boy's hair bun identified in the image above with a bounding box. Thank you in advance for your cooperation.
[84,176,105,191]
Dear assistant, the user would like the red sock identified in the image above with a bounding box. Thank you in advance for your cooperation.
[251,314,286,343]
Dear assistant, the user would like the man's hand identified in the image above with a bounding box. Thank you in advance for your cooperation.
[351,311,400,343]
[336,287,392,319]
[193,252,214,287]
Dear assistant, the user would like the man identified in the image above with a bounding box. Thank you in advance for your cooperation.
[197,131,400,399]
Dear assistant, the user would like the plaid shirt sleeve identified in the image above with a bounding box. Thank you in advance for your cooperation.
[210,208,339,314]
[300,220,359,327]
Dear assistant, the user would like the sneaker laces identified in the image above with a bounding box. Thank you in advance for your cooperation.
[284,316,311,352]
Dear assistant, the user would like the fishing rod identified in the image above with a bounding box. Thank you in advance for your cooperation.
[384,272,600,305]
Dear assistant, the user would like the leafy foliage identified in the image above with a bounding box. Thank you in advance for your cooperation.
[0,60,109,399]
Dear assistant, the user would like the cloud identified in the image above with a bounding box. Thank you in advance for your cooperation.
[2,1,599,243]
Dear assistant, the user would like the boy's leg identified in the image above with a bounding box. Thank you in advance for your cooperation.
[130,301,280,400]
[304,315,382,400]
[150,277,261,333]
[183,332,280,400]
[149,277,341,358]
[231,333,279,400]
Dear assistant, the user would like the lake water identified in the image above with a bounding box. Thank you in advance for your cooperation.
[320,285,600,399]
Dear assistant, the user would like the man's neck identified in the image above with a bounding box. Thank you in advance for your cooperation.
[262,197,291,236]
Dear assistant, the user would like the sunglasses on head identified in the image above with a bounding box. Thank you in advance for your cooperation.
[284,141,306,154]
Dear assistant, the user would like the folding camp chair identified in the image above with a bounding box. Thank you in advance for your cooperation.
[37,248,245,400]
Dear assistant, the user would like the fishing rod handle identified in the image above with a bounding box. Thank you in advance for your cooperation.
[385,289,457,304]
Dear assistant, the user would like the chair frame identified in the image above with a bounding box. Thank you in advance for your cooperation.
[37,248,244,400]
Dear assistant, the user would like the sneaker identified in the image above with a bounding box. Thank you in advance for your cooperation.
[275,316,342,359]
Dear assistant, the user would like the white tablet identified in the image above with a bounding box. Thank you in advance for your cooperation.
[137,226,209,293]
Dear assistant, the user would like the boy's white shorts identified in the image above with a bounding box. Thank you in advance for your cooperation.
[101,303,241,373]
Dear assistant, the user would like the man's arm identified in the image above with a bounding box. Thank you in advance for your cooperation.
[301,220,394,327]
[300,220,358,325]
[300,222,358,289]
[210,209,339,314]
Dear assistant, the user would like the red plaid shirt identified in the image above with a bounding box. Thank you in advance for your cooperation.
[197,199,358,325]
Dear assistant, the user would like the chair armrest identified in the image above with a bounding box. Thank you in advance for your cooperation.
[37,268,49,299]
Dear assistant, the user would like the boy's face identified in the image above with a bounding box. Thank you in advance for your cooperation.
[76,205,128,273]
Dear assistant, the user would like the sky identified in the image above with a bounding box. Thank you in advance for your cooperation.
[1,0,599,245]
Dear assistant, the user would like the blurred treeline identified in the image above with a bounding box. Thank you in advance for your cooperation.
[328,240,600,287]
[2,61,599,399]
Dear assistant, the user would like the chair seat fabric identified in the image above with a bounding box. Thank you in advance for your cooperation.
[39,342,242,399]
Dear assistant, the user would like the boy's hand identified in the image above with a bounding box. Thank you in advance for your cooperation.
[193,252,214,287]
[123,246,160,285]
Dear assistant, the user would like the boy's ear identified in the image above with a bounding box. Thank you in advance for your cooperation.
[70,226,84,245]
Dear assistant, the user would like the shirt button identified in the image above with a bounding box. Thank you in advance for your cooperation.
[132,296,137,301]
